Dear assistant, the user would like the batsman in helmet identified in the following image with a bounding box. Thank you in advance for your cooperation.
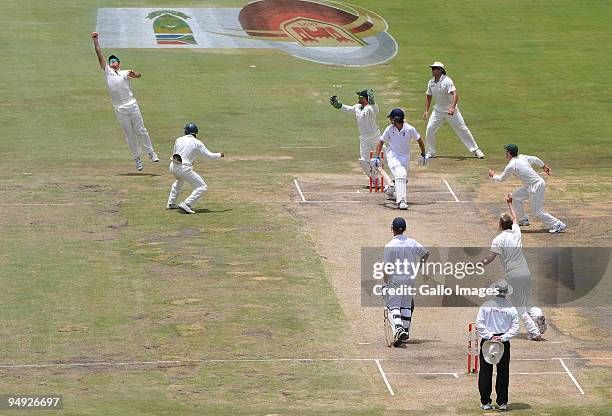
[373,109,428,210]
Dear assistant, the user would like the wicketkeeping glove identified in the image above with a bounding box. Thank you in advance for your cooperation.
[367,89,375,104]
[330,95,343,109]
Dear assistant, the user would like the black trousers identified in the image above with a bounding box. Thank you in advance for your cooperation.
[478,336,511,405]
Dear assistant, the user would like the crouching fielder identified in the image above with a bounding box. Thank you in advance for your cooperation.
[383,217,429,346]
[330,90,380,179]
[374,109,428,210]
[167,123,224,214]
[488,144,566,234]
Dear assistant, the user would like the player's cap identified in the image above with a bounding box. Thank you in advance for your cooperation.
[428,61,445,69]
[356,90,369,98]
[388,108,405,121]
[504,144,519,155]
[391,217,407,231]
[184,122,199,135]
[490,279,514,296]
[108,54,120,63]
[482,340,505,365]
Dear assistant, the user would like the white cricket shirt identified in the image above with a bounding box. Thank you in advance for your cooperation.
[341,103,380,139]
[172,135,222,166]
[490,224,531,279]
[426,75,457,112]
[476,297,520,342]
[384,235,428,282]
[380,122,421,159]
[104,64,136,108]
[492,155,546,192]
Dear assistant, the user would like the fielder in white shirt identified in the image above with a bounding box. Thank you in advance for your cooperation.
[91,32,158,171]
[373,109,428,210]
[166,123,224,214]
[422,62,484,159]
[479,194,547,341]
[488,143,566,234]
[330,90,381,178]
[383,217,429,346]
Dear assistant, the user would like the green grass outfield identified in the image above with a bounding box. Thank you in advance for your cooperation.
[0,0,610,414]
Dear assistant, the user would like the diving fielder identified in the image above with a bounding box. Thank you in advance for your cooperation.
[479,194,547,341]
[373,109,428,210]
[488,144,566,233]
[91,32,158,171]
[383,217,429,346]
[167,123,224,214]
[423,61,485,159]
[330,90,381,179]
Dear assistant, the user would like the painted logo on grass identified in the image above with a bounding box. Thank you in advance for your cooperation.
[147,10,197,45]
[96,1,397,66]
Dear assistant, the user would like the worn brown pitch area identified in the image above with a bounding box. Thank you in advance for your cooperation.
[289,171,611,414]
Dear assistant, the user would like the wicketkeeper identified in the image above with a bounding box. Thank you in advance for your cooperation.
[167,123,224,214]
[330,89,381,180]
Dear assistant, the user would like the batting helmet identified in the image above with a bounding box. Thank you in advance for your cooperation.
[388,108,405,123]
[184,123,199,135]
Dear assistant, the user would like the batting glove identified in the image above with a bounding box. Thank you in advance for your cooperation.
[418,153,430,166]
[371,156,382,167]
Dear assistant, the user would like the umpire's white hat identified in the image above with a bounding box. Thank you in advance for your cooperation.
[429,61,445,69]
[482,340,505,365]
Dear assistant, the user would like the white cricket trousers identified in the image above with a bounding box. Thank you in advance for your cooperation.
[512,180,561,228]
[359,132,381,176]
[425,109,479,155]
[385,275,414,336]
[167,162,208,207]
[508,277,543,337]
[384,150,409,204]
[114,103,155,160]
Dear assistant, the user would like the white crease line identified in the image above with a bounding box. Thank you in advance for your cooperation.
[279,146,330,149]
[293,179,307,202]
[557,358,585,395]
[443,179,460,202]
[375,359,394,396]
[0,203,103,206]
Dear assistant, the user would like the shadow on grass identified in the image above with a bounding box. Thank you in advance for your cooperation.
[509,402,532,411]
[432,155,476,161]
[118,173,161,177]
[521,228,551,234]
[192,208,233,214]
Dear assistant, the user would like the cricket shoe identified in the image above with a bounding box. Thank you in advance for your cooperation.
[549,222,567,234]
[535,315,547,334]
[480,403,494,410]
[178,202,195,214]
[528,333,546,341]
[473,149,485,159]
[135,157,143,171]
[425,152,436,159]
[393,329,408,347]
[498,404,508,411]
[518,219,530,226]
[166,203,178,210]
[398,200,408,210]
[149,152,160,162]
